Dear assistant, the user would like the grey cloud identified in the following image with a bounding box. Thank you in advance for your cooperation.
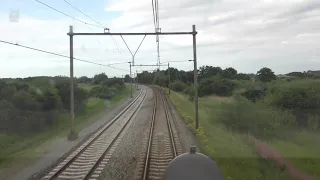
[277,0,320,18]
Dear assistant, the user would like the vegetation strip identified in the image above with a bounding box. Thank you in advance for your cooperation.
[136,65,320,180]
[0,73,131,178]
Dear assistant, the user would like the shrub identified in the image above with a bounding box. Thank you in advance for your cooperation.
[101,78,124,87]
[264,79,320,110]
[198,76,238,97]
[170,81,188,92]
[307,115,319,131]
[114,83,125,91]
[183,86,194,101]
[239,83,267,102]
[90,86,114,99]
[215,95,295,140]
[0,99,14,109]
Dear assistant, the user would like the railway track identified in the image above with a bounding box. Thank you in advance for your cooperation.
[41,88,147,180]
[141,87,179,180]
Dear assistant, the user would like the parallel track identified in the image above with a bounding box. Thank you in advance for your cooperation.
[142,87,178,180]
[42,88,147,180]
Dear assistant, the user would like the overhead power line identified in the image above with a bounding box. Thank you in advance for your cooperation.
[160,60,193,64]
[61,0,127,58]
[63,0,105,28]
[0,39,128,71]
[107,61,130,66]
[85,23,109,52]
[151,0,161,66]
[110,36,126,56]
[34,0,103,28]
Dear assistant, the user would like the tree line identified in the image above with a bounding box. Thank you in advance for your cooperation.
[0,73,125,136]
[132,66,320,131]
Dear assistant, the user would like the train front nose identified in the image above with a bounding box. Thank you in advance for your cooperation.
[163,146,225,180]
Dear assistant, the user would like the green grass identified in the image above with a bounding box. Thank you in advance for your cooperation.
[165,90,320,180]
[0,86,132,174]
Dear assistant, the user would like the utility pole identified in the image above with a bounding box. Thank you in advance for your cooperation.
[129,62,133,98]
[68,26,78,140]
[192,25,199,129]
[136,70,139,89]
[168,63,171,95]
[158,65,160,86]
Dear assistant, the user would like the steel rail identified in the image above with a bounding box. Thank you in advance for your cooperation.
[142,87,158,180]
[84,89,147,179]
[43,89,145,180]
[142,87,177,180]
[160,89,178,157]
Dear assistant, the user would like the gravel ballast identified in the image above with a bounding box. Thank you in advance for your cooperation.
[98,87,198,180]
[98,88,154,180]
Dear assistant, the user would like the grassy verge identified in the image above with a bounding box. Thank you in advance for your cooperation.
[166,89,320,180]
[0,86,132,172]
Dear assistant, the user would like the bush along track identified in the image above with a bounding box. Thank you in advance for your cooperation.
[164,91,319,180]
[0,74,131,177]
[136,65,320,179]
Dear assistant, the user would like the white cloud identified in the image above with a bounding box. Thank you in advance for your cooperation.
[1,0,320,78]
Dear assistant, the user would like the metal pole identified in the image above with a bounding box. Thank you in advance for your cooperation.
[192,25,199,129]
[129,62,133,98]
[68,26,77,140]
[136,70,138,89]
[168,63,171,95]
[134,72,136,89]
[70,32,193,36]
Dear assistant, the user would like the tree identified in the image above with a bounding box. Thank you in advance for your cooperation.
[198,76,237,97]
[165,67,180,82]
[170,81,188,92]
[137,71,154,84]
[42,88,63,111]
[90,86,114,99]
[55,79,88,110]
[222,67,237,79]
[199,66,222,80]
[0,85,16,101]
[93,73,108,84]
[77,76,91,83]
[186,71,194,83]
[124,74,131,83]
[257,67,276,82]
[12,90,41,111]
[101,78,124,87]
[0,99,14,109]
[235,73,251,80]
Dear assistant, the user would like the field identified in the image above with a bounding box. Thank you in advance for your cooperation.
[166,90,320,180]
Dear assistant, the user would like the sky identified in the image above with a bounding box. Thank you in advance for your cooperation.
[0,0,319,78]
